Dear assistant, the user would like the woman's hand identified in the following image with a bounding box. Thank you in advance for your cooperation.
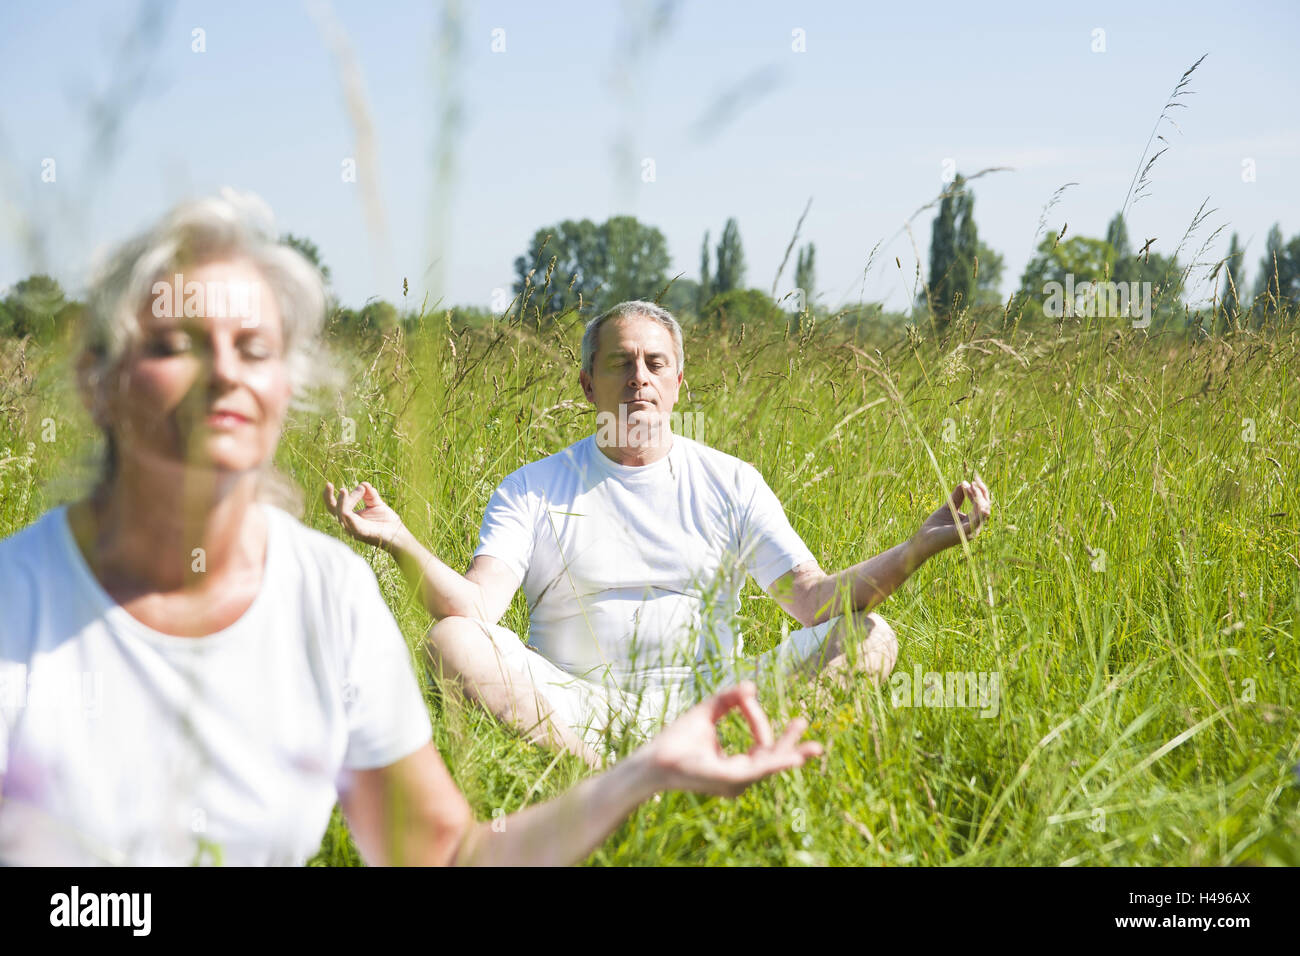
[362,684,823,867]
[638,682,824,798]
[323,481,407,552]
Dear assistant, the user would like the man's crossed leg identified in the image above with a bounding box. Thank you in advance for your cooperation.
[424,612,899,767]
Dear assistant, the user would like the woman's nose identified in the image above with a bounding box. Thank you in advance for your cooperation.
[205,337,241,388]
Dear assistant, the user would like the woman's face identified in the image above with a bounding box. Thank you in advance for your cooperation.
[100,256,292,481]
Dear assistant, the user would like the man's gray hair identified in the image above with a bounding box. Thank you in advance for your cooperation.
[581,300,684,376]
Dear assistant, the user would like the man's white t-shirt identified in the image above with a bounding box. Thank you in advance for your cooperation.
[473,433,816,689]
[0,504,433,866]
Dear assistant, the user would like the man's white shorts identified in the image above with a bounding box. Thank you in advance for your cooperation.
[458,616,842,755]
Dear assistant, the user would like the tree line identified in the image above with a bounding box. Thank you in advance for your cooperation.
[923,172,1297,332]
[509,214,814,329]
[4,208,1299,344]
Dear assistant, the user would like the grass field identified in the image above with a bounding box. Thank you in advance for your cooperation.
[2,307,1298,866]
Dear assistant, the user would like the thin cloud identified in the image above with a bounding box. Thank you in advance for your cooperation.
[688,63,785,143]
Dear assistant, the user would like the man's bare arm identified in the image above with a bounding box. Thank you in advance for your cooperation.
[324,482,518,623]
[770,541,927,628]
[768,477,992,627]
[386,531,518,623]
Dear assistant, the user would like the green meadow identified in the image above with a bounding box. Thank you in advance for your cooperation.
[2,306,1297,866]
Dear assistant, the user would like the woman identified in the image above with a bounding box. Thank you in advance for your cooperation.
[0,190,821,866]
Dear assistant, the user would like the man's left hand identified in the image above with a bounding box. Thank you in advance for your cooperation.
[911,475,992,558]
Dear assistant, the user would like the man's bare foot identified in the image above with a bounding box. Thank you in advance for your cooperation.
[807,653,854,712]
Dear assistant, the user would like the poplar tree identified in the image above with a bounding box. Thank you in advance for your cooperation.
[927,183,958,322]
[714,218,746,294]
[1105,213,1139,285]
[928,175,978,326]
[1224,232,1245,317]
[698,230,712,310]
[794,242,816,309]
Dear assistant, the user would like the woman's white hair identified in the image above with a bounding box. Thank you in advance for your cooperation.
[80,188,337,510]
[83,188,330,403]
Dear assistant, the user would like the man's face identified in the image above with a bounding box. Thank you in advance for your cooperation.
[580,314,682,437]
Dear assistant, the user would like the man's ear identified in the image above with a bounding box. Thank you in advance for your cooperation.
[579,369,595,403]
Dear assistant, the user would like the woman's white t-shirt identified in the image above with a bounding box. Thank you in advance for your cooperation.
[0,504,433,866]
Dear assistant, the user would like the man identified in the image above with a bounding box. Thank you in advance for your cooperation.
[326,300,992,767]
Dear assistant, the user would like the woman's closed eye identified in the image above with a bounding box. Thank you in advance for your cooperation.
[145,330,193,357]
[239,336,274,360]
[144,330,276,361]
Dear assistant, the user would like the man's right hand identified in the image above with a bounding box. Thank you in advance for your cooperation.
[324,481,408,552]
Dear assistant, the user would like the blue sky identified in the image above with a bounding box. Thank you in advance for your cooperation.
[1,0,1297,313]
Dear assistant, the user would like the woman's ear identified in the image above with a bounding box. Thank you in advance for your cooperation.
[74,350,108,427]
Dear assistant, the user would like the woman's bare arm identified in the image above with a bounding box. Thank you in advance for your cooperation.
[339,683,822,867]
